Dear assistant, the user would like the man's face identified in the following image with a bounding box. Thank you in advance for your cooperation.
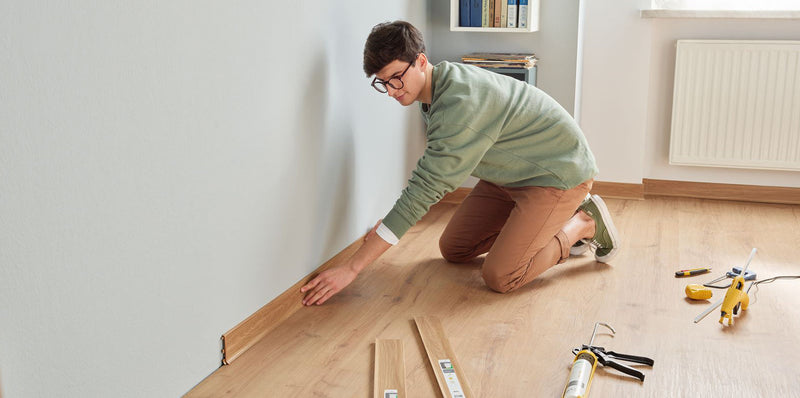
[374,55,423,106]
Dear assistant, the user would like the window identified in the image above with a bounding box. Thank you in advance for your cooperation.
[651,0,800,10]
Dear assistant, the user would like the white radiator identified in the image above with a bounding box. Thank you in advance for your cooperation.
[669,40,800,171]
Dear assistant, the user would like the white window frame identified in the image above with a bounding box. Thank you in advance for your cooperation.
[651,0,800,10]
[642,0,800,18]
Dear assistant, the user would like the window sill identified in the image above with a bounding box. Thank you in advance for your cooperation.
[640,9,800,19]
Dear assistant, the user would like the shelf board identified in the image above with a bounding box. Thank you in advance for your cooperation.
[450,27,534,33]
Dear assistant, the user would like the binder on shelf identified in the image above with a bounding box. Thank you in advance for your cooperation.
[518,0,528,28]
[460,0,471,27]
[470,0,482,27]
[507,0,517,28]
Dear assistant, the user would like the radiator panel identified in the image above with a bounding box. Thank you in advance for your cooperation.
[670,40,800,171]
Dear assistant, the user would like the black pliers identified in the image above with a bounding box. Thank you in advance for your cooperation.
[571,345,655,381]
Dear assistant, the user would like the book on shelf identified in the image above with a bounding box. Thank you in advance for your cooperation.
[462,52,537,61]
[494,0,502,27]
[501,0,508,28]
[471,0,482,27]
[460,0,471,26]
[464,63,535,69]
[482,0,489,27]
[461,52,538,69]
[519,0,528,28]
[488,0,494,28]
[507,0,517,28]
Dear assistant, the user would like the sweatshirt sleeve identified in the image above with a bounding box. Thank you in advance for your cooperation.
[382,123,496,239]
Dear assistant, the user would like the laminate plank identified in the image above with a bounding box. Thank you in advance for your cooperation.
[414,316,474,398]
[374,339,405,398]
[185,197,800,397]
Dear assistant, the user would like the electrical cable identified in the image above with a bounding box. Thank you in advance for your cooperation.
[747,275,800,304]
[752,275,800,286]
[702,274,800,304]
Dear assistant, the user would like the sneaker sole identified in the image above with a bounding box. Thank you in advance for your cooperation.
[590,195,620,263]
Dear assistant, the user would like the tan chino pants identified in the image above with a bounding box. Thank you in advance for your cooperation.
[439,179,593,293]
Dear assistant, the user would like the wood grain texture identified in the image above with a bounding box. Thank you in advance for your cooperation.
[374,339,405,398]
[414,316,474,398]
[591,181,645,200]
[643,178,800,204]
[221,238,362,364]
[186,197,800,397]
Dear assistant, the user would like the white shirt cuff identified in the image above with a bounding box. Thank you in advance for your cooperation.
[375,222,400,245]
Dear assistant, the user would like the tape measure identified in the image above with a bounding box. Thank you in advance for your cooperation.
[685,284,712,300]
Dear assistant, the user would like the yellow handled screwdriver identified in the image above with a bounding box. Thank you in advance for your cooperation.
[675,267,711,277]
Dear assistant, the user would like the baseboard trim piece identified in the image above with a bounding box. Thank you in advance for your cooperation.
[374,339,406,398]
[643,179,800,205]
[590,181,645,200]
[221,238,362,365]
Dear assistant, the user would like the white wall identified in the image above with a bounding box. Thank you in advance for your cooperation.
[579,0,800,186]
[578,0,653,184]
[0,2,426,397]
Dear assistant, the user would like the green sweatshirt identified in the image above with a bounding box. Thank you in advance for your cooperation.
[382,61,598,239]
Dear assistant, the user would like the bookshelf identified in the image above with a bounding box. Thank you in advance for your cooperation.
[450,0,539,32]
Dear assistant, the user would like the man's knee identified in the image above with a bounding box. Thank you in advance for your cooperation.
[481,269,517,294]
[439,238,475,263]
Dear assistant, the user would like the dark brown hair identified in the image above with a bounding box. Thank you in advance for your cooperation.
[363,21,426,77]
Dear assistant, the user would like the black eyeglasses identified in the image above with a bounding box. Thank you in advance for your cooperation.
[371,60,415,93]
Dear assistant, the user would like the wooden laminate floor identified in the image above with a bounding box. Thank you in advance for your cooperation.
[186,197,800,397]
